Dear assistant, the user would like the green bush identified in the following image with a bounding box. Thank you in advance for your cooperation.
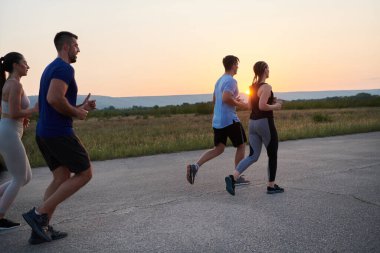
[283,93,380,110]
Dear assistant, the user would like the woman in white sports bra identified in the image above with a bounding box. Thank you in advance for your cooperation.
[0,52,38,230]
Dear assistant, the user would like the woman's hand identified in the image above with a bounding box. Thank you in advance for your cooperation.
[274,101,283,110]
[23,118,30,129]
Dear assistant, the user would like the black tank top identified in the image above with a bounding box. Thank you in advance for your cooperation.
[250,82,274,120]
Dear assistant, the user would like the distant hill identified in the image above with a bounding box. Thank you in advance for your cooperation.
[28,89,380,109]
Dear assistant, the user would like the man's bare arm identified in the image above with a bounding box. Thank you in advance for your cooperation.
[47,79,88,120]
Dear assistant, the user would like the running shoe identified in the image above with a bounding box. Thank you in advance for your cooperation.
[0,218,20,230]
[22,207,52,242]
[225,175,236,196]
[235,175,250,186]
[186,164,198,184]
[267,184,285,194]
[28,225,68,245]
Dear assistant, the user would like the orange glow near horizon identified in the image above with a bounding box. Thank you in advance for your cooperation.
[1,1,379,97]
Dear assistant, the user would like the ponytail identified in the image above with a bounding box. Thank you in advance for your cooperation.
[0,56,6,101]
[252,74,258,86]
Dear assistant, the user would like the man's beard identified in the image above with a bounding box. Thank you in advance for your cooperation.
[69,54,77,63]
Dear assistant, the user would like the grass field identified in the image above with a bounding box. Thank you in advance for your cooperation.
[20,107,380,168]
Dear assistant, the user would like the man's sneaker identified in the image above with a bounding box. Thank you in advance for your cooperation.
[225,175,236,196]
[267,184,285,194]
[22,207,52,242]
[48,225,68,240]
[0,218,20,230]
[186,164,198,184]
[235,175,250,186]
[28,225,68,245]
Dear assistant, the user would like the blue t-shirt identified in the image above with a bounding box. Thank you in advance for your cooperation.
[36,58,78,137]
[212,74,240,129]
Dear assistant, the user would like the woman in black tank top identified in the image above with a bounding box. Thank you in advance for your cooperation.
[250,82,274,120]
[225,61,285,195]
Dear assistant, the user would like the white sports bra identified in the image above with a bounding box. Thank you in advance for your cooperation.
[1,93,30,114]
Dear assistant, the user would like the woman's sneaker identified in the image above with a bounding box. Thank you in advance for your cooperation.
[267,184,285,194]
[225,175,236,196]
[0,218,20,230]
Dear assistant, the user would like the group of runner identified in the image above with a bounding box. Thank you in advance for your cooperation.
[0,31,283,244]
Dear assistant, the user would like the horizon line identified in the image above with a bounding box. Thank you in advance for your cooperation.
[27,88,380,98]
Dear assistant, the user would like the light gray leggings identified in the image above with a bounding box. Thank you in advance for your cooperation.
[236,118,278,182]
[0,118,32,215]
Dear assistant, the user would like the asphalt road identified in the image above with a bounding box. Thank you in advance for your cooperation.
[1,132,379,253]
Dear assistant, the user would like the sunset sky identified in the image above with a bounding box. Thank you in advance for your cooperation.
[1,0,379,97]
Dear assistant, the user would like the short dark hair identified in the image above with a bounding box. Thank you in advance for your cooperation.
[54,31,78,51]
[223,55,239,71]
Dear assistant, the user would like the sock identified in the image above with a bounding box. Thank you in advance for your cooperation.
[35,209,41,215]
[195,163,200,170]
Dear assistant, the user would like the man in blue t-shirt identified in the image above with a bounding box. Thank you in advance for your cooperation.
[186,55,249,185]
[23,31,96,244]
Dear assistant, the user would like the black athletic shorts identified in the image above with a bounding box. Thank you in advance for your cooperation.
[36,134,91,174]
[213,121,247,147]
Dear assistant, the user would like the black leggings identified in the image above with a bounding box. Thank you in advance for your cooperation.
[236,118,278,182]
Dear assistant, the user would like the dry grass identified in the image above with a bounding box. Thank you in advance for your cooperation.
[20,107,380,168]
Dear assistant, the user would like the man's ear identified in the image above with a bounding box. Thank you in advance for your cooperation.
[62,42,69,52]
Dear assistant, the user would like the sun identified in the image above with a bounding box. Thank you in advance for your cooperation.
[245,89,250,95]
